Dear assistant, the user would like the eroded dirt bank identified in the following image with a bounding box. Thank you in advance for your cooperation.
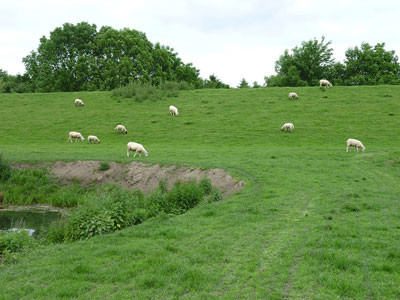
[14,161,245,197]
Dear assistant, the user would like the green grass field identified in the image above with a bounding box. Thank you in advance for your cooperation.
[0,86,400,299]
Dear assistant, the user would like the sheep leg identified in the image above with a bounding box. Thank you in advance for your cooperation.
[127,150,130,157]
[346,146,349,152]
[134,152,137,158]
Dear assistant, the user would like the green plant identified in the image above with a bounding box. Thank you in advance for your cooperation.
[0,230,37,255]
[99,162,110,171]
[45,220,66,244]
[164,181,205,214]
[0,153,11,181]
[207,188,222,202]
[158,178,168,194]
[199,177,212,195]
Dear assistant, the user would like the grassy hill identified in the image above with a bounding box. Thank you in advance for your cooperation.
[0,86,399,299]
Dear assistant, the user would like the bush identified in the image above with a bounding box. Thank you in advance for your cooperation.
[99,162,110,171]
[0,153,11,181]
[164,181,205,214]
[207,188,222,203]
[64,186,141,241]
[199,177,212,195]
[0,230,37,255]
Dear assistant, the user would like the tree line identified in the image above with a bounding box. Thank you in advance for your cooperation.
[264,37,400,87]
[1,24,400,92]
[0,22,230,93]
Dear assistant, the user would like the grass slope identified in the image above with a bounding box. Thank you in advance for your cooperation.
[0,86,400,299]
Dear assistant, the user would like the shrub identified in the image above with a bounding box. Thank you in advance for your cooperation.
[99,162,110,171]
[64,186,141,241]
[164,181,205,214]
[199,177,212,195]
[208,188,222,202]
[0,230,37,255]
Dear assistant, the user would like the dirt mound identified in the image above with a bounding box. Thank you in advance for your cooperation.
[17,161,245,197]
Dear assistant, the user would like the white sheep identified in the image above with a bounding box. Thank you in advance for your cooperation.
[288,92,299,100]
[87,135,100,144]
[280,123,294,133]
[346,139,365,152]
[169,105,179,116]
[74,99,84,106]
[127,142,148,157]
[68,131,85,143]
[319,79,332,88]
[114,124,128,134]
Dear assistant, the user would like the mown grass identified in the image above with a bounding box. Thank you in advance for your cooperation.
[0,86,400,299]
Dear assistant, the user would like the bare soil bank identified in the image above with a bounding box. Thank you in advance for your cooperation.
[14,161,245,197]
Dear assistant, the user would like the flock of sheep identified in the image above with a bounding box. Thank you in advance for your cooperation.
[283,79,366,152]
[69,101,182,157]
[69,82,366,156]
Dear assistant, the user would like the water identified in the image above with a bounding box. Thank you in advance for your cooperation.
[0,210,62,238]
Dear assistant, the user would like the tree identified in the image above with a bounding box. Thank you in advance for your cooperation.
[23,22,98,92]
[265,37,335,87]
[238,78,250,88]
[0,69,34,93]
[202,74,230,89]
[252,81,262,88]
[343,42,400,85]
[23,22,202,92]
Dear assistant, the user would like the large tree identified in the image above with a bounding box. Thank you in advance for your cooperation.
[23,22,201,92]
[343,42,400,85]
[265,37,335,87]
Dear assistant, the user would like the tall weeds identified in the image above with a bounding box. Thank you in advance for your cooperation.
[112,80,193,101]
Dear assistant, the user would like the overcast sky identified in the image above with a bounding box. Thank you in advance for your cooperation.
[1,0,399,87]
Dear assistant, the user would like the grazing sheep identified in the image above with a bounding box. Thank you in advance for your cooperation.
[346,139,365,152]
[281,123,294,133]
[127,142,148,158]
[68,131,85,143]
[288,92,299,100]
[87,135,100,144]
[74,99,84,106]
[169,105,179,116]
[319,79,332,88]
[114,124,128,134]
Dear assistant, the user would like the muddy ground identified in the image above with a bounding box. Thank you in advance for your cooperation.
[14,161,245,197]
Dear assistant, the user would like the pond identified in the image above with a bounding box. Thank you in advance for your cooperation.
[0,209,63,238]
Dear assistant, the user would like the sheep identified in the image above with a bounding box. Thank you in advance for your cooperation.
[68,131,85,143]
[288,92,299,100]
[169,105,179,116]
[280,123,294,133]
[346,138,365,152]
[319,79,332,88]
[127,142,148,158]
[87,135,100,144]
[74,99,84,106]
[114,124,128,134]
